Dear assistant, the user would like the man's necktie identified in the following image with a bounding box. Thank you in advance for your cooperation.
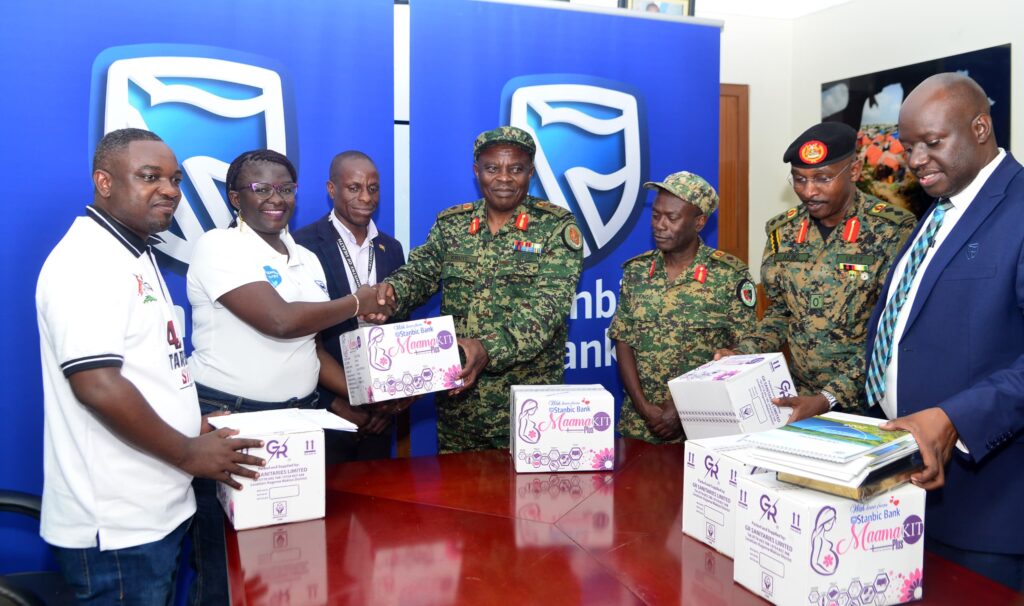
[865,199,952,414]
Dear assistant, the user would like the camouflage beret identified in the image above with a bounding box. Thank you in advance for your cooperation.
[644,171,718,216]
[473,126,536,160]
[783,121,857,168]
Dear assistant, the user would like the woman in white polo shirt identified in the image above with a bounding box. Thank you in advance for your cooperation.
[185,149,385,605]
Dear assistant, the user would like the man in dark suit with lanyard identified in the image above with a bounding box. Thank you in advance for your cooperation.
[866,73,1024,591]
[294,151,407,462]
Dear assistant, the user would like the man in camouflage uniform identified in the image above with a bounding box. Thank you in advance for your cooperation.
[719,122,916,421]
[376,127,583,453]
[610,172,757,443]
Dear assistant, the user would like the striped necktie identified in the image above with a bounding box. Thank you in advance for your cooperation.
[865,199,952,413]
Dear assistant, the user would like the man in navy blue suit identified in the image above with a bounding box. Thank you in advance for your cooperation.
[294,151,407,462]
[866,73,1024,590]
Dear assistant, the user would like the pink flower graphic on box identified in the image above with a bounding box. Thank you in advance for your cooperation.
[591,448,614,470]
[899,568,923,601]
[442,364,464,388]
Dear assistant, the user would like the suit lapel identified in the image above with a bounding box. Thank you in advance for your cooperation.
[903,155,1018,333]
[319,215,352,298]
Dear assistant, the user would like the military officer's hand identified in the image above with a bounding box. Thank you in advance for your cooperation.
[450,338,489,396]
[713,348,739,361]
[648,400,683,441]
[362,283,397,324]
[881,408,957,491]
[773,394,826,424]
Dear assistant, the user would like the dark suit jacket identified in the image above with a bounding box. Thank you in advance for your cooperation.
[866,153,1024,554]
[293,213,406,401]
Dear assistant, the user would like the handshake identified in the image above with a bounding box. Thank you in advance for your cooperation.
[351,283,400,324]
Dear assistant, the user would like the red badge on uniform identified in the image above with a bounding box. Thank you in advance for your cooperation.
[796,218,810,244]
[468,217,480,235]
[694,264,708,284]
[649,258,657,278]
[842,217,861,243]
[515,213,529,231]
[798,140,827,165]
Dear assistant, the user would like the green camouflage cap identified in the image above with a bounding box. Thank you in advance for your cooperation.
[644,171,718,215]
[473,126,537,160]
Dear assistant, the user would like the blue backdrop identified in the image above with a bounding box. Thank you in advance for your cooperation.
[0,0,394,574]
[0,0,720,576]
[406,0,720,454]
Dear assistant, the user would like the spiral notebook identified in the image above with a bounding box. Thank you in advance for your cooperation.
[739,412,915,463]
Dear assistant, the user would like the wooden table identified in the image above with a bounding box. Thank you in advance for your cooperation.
[226,438,1021,605]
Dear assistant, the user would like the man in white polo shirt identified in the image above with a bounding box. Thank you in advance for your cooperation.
[36,128,264,604]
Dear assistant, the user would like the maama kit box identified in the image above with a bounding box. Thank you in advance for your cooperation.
[341,315,463,405]
[734,474,926,606]
[683,434,770,557]
[509,385,615,474]
[668,352,795,440]
[209,409,325,530]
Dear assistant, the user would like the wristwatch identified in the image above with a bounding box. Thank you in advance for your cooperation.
[820,390,838,411]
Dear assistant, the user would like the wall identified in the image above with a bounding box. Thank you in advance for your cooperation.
[697,7,794,277]
[702,0,1024,278]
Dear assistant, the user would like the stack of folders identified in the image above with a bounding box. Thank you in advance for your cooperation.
[735,412,922,501]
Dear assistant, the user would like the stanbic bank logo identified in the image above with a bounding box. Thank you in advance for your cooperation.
[90,44,296,272]
[501,75,648,267]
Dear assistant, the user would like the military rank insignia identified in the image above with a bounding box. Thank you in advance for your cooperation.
[513,240,543,254]
[796,219,810,244]
[469,217,480,235]
[515,213,529,231]
[694,264,708,284]
[737,279,757,308]
[842,217,860,243]
[563,224,583,251]
[798,140,827,164]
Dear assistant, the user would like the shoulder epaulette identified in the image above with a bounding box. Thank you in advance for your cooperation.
[708,249,749,272]
[621,249,656,269]
[530,198,573,219]
[865,200,915,224]
[765,206,803,234]
[437,201,479,220]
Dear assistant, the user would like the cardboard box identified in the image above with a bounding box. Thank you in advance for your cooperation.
[668,352,795,440]
[734,474,926,606]
[683,434,771,557]
[340,315,463,405]
[509,385,615,474]
[209,409,325,530]
[235,519,327,605]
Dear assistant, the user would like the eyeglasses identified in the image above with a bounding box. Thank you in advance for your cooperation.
[787,162,853,189]
[242,182,298,200]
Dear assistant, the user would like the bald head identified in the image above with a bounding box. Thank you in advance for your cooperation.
[898,72,998,198]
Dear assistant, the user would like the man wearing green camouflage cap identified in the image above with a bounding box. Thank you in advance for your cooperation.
[609,171,757,443]
[716,121,916,422]
[373,126,582,453]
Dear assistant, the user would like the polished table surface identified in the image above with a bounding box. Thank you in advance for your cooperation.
[226,438,1021,605]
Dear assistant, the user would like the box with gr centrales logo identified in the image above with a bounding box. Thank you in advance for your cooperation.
[209,408,341,530]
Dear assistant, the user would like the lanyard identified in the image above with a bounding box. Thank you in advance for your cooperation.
[337,237,375,288]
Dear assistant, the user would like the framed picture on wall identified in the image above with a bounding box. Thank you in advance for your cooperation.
[821,44,1011,217]
[629,0,694,17]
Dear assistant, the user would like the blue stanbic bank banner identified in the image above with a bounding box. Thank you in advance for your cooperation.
[409,0,720,429]
[0,0,393,572]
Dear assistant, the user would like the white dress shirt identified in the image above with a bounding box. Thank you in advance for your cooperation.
[880,149,1006,419]
[329,211,379,291]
